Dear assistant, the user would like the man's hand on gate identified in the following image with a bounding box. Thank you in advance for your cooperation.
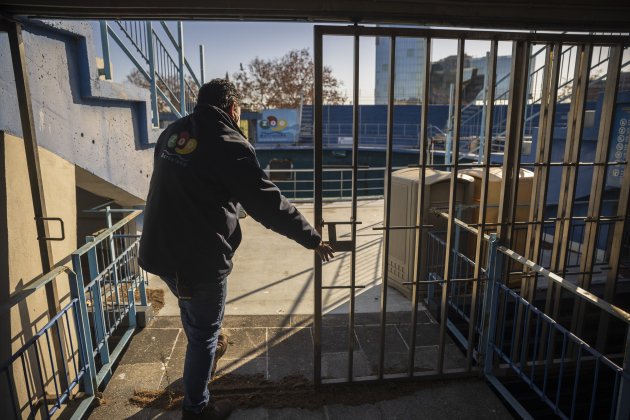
[315,241,335,262]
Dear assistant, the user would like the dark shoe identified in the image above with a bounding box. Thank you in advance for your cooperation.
[181,399,234,419]
[211,334,229,376]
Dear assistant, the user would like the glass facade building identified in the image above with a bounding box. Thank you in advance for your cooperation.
[375,36,513,105]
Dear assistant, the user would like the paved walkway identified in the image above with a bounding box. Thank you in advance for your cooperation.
[88,200,514,419]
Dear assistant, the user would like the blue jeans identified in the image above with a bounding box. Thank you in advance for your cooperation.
[161,274,227,413]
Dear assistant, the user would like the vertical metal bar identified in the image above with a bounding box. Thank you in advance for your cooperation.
[32,341,50,419]
[478,51,491,164]
[127,289,137,328]
[99,21,112,80]
[378,35,396,380]
[445,83,455,165]
[545,44,591,319]
[146,22,159,127]
[6,21,69,392]
[572,45,622,338]
[199,44,205,84]
[43,331,61,406]
[105,207,122,312]
[64,305,80,380]
[177,21,186,115]
[86,236,112,384]
[313,26,324,387]
[53,317,70,395]
[347,31,360,382]
[482,234,501,375]
[523,43,561,302]
[467,40,497,370]
[438,38,464,374]
[69,258,97,396]
[498,40,530,261]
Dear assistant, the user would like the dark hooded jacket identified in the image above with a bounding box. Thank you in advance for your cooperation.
[139,104,321,280]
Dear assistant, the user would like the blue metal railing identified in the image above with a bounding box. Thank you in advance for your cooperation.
[99,20,205,127]
[483,235,630,419]
[0,208,147,419]
[424,223,630,419]
[0,266,92,419]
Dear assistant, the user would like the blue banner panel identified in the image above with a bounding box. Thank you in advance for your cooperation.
[257,109,299,143]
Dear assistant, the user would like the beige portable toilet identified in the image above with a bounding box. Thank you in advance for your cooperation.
[387,168,474,299]
[460,167,534,287]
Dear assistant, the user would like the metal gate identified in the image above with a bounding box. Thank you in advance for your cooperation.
[312,24,630,419]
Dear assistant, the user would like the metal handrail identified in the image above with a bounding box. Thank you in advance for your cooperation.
[498,245,630,324]
[430,209,630,324]
[1,208,147,419]
[100,20,204,125]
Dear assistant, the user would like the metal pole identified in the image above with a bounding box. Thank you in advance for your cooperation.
[545,44,591,319]
[466,40,497,370]
[86,236,112,384]
[438,39,465,374]
[313,26,324,386]
[482,233,501,375]
[177,21,186,115]
[408,37,432,376]
[70,255,98,397]
[377,35,396,380]
[199,44,205,84]
[478,51,490,164]
[446,83,455,165]
[523,43,561,303]
[146,21,159,127]
[5,20,69,390]
[347,31,360,382]
[99,21,112,80]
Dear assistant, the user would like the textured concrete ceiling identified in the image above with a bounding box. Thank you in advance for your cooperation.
[1,0,629,31]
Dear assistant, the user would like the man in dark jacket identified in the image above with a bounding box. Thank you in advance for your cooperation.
[139,79,334,419]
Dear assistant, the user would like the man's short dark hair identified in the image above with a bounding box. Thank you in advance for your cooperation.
[197,78,240,111]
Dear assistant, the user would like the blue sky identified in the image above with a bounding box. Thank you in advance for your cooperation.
[91,21,510,104]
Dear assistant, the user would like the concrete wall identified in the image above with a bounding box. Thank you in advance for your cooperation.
[0,20,161,203]
[0,131,78,417]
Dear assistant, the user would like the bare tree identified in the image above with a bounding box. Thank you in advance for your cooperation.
[233,48,346,111]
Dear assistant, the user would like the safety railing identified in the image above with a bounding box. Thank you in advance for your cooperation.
[0,266,93,419]
[99,20,204,127]
[425,230,486,350]
[423,209,630,418]
[482,234,630,420]
[0,208,147,419]
[266,165,406,201]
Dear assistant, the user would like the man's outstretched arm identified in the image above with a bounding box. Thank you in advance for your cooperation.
[217,142,334,259]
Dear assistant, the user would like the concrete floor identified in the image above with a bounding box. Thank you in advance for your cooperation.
[88,200,514,419]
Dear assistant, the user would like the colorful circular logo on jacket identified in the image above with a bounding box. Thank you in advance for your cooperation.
[167,131,197,155]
